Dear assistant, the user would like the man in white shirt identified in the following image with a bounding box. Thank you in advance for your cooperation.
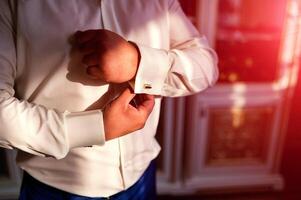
[0,0,218,199]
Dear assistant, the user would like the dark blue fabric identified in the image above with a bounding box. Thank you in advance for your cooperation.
[19,161,157,200]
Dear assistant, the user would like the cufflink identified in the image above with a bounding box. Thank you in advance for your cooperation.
[143,83,152,89]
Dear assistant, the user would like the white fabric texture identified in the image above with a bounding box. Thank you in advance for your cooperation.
[0,0,218,197]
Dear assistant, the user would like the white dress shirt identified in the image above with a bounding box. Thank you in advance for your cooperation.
[0,0,218,197]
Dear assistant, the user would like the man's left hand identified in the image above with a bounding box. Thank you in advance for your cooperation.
[75,29,140,83]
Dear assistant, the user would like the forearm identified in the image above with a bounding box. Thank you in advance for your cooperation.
[131,0,218,97]
[0,90,105,159]
[132,37,218,97]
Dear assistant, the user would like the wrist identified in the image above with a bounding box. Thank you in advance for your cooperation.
[128,41,141,81]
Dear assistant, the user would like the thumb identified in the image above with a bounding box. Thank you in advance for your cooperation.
[115,87,136,107]
[137,94,155,113]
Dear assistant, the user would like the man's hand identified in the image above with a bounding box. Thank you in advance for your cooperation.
[87,88,155,141]
[75,29,140,83]
[103,88,154,140]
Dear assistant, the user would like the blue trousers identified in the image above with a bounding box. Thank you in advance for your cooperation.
[19,161,157,200]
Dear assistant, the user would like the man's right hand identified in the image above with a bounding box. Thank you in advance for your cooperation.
[90,88,155,141]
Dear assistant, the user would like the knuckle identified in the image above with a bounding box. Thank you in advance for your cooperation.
[137,122,146,130]
[102,73,111,82]
[101,68,114,82]
[147,106,154,114]
[137,116,147,129]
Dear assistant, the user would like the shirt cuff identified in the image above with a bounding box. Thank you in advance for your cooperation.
[132,43,170,95]
[64,110,105,149]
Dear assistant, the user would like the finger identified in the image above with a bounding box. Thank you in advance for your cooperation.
[79,41,97,54]
[137,94,155,113]
[75,30,98,44]
[115,88,136,107]
[86,66,102,79]
[136,94,146,104]
[129,96,139,108]
[82,52,99,66]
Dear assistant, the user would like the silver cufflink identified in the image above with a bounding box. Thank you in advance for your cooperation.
[143,84,152,89]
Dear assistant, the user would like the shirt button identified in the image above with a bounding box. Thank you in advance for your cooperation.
[143,83,152,89]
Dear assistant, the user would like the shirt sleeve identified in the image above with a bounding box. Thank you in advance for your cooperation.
[0,1,105,160]
[132,0,219,97]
